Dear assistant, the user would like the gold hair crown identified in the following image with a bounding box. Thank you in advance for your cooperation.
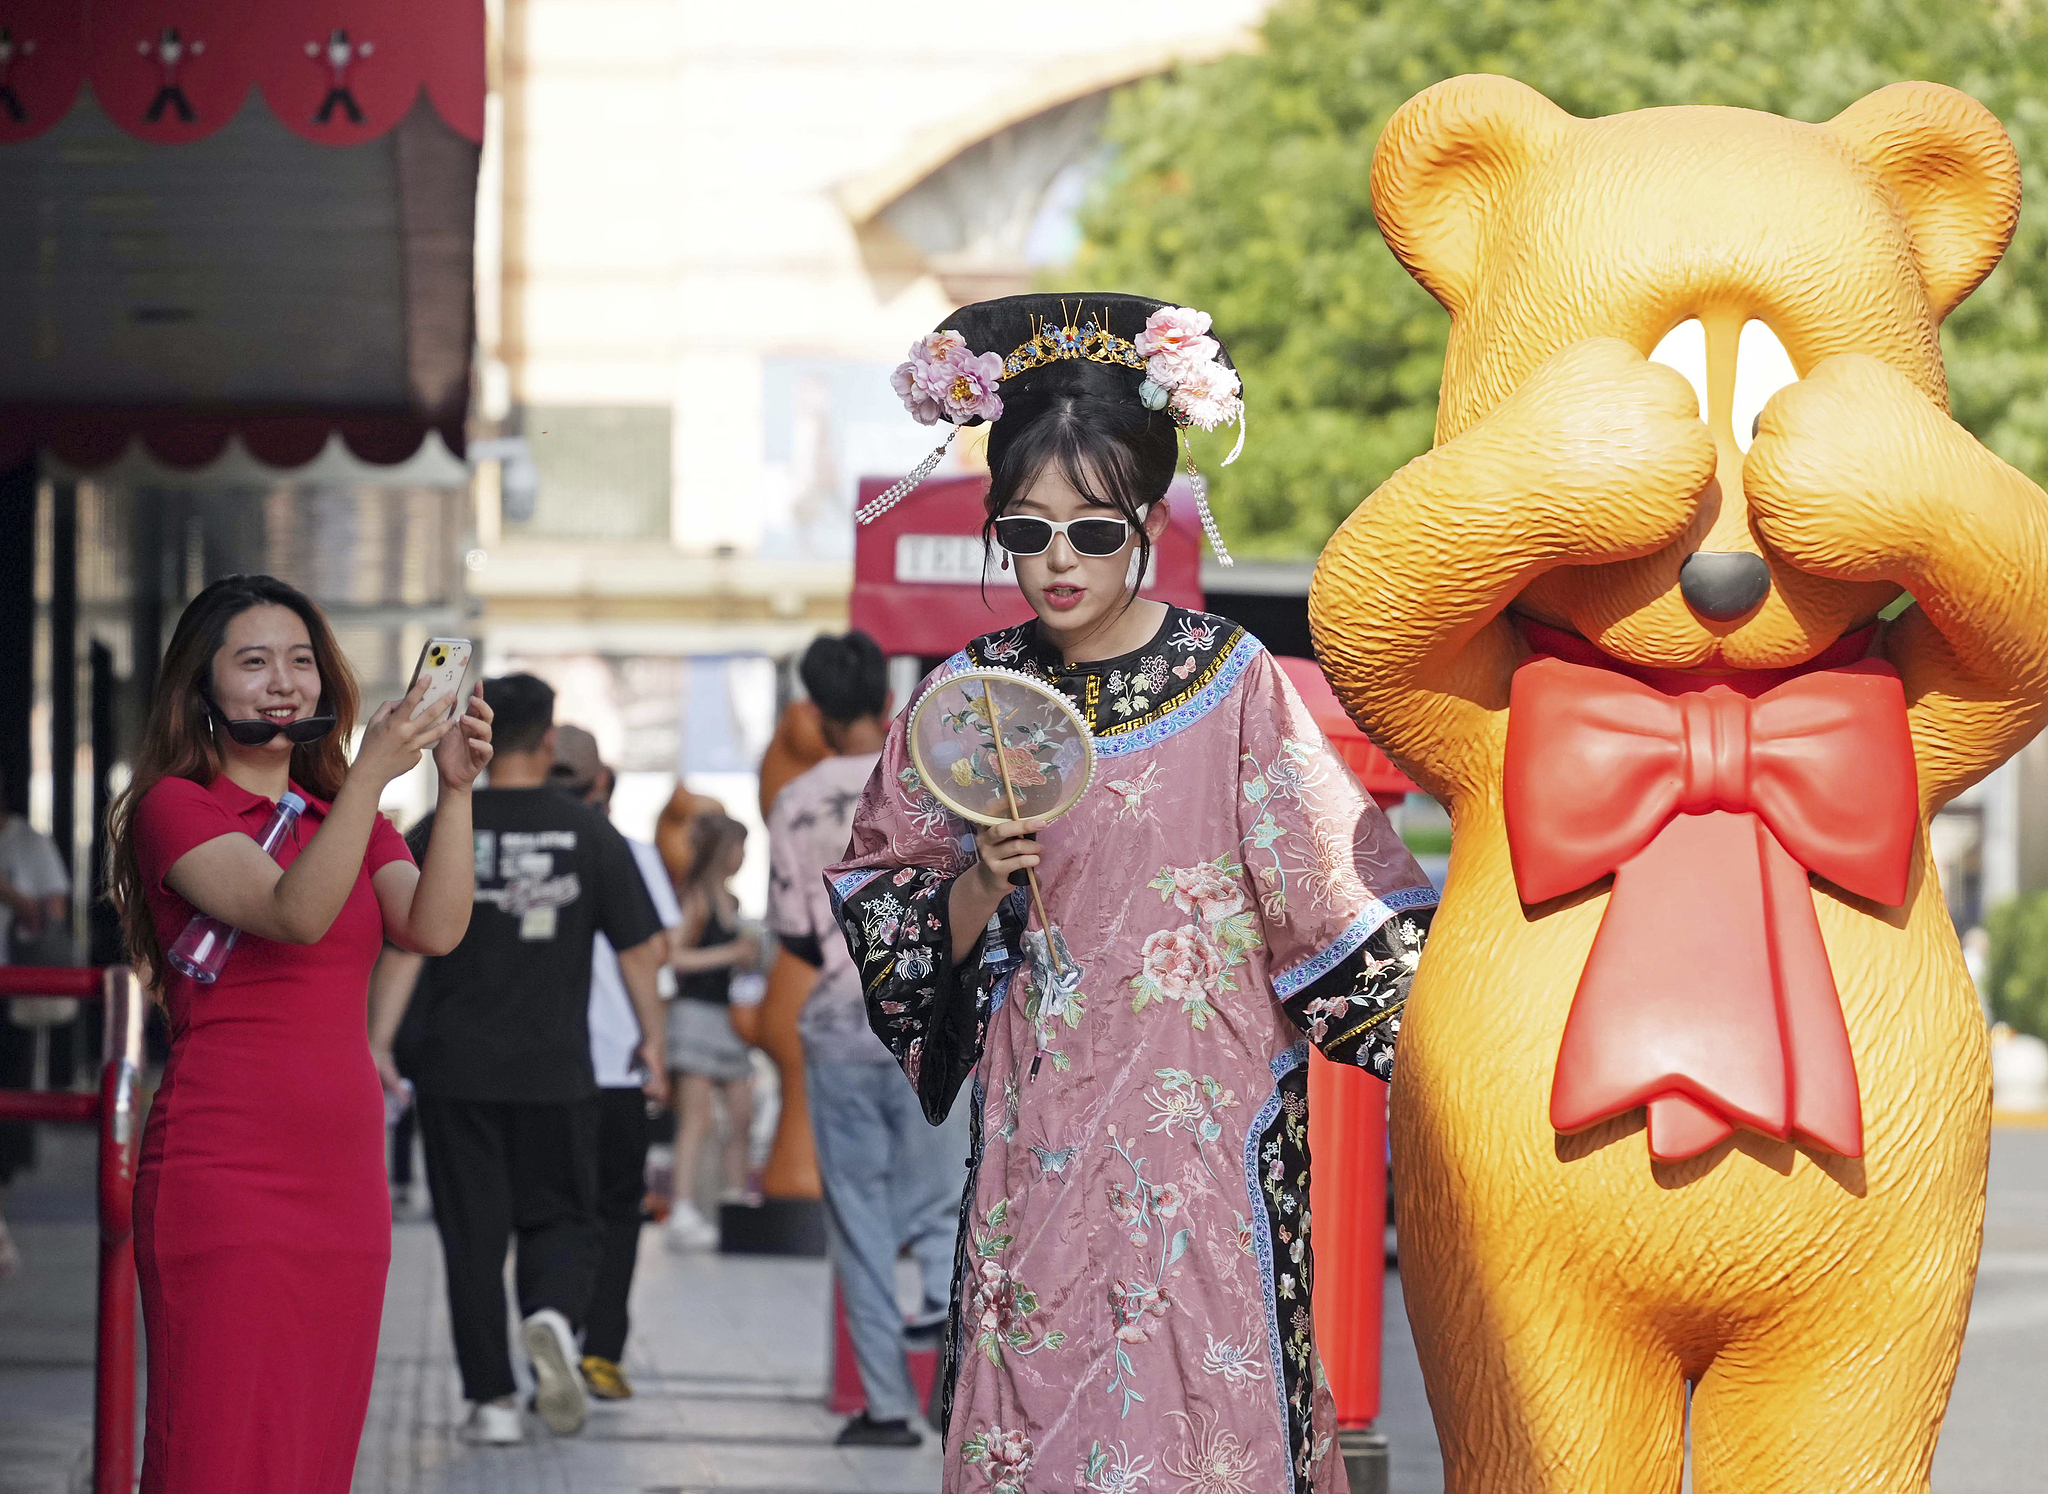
[1000,311,1147,381]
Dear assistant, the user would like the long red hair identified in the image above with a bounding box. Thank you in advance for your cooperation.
[105,575,361,983]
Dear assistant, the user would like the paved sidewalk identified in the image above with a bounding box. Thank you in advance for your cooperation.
[352,1211,944,1494]
[3,1124,2043,1492]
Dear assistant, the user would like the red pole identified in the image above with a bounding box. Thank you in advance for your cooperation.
[94,967,144,1494]
[0,965,143,1491]
[1307,1047,1386,1428]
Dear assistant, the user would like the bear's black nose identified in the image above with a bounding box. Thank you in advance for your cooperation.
[1679,551,1771,621]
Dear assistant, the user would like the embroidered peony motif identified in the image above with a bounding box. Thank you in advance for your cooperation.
[984,742,1048,787]
[1131,924,1227,1027]
[969,1196,1065,1366]
[1164,861,1248,923]
[1131,856,1264,1028]
[962,1424,1037,1494]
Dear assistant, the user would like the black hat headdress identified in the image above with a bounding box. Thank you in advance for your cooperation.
[859,292,1245,564]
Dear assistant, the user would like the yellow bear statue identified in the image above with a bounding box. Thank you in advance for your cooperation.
[1310,75,2048,1493]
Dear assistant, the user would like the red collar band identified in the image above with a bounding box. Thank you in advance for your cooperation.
[1515,617,1879,697]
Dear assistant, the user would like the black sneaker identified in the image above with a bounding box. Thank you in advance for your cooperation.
[835,1412,923,1448]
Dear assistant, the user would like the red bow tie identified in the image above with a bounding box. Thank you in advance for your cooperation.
[1503,635,1917,1161]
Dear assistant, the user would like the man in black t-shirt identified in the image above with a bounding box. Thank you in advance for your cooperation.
[368,674,666,1445]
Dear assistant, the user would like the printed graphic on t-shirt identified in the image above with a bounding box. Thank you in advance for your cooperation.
[474,829,582,941]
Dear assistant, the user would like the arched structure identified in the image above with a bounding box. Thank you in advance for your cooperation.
[836,33,1258,303]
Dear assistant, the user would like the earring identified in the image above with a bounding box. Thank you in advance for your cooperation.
[1001,551,1010,571]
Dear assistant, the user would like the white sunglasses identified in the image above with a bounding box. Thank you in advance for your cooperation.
[992,513,1141,558]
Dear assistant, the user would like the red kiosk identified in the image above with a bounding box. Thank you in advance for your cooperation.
[850,473,1408,1481]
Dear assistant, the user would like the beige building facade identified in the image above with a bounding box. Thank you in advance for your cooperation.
[465,0,1271,876]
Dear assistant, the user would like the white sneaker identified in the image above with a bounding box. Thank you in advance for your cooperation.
[520,1308,587,1435]
[663,1200,719,1251]
[462,1398,523,1444]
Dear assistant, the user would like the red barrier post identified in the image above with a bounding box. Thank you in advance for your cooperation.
[95,967,144,1494]
[0,965,143,1494]
[1307,1048,1390,1490]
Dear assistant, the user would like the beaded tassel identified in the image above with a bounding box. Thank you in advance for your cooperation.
[856,428,957,525]
[1187,455,1234,567]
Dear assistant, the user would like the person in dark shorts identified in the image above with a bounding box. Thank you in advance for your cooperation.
[661,811,760,1248]
[368,674,668,1445]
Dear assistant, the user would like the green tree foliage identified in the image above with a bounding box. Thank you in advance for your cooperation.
[1075,0,2048,557]
[1988,890,2048,1041]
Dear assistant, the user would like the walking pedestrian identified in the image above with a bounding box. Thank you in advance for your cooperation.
[771,632,968,1448]
[831,295,1437,1490]
[108,574,491,1494]
[0,765,72,1279]
[367,675,668,1445]
[662,811,761,1249]
[551,727,682,1401]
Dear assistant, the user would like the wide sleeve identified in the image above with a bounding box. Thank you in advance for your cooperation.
[1235,651,1438,1080]
[826,697,1027,1124]
[131,776,246,896]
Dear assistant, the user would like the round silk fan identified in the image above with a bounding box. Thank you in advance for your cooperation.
[909,667,1095,1077]
[908,667,1095,829]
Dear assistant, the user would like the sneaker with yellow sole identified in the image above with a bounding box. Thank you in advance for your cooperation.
[581,1355,633,1400]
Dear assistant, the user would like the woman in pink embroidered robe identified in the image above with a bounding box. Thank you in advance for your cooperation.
[830,605,1436,1494]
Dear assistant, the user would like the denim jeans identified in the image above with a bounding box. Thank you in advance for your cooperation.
[805,1052,970,1423]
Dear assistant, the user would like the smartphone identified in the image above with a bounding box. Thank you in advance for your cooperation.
[407,637,474,722]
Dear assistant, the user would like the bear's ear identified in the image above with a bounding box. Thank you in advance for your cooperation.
[1827,82,2020,321]
[1371,74,1575,317]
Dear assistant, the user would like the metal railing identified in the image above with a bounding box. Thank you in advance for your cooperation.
[0,964,146,1494]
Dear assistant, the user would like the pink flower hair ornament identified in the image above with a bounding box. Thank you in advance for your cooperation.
[860,292,1245,565]
[892,332,1006,426]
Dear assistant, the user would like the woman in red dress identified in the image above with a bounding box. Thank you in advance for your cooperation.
[107,575,493,1493]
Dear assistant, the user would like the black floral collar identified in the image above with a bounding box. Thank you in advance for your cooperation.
[966,605,1244,738]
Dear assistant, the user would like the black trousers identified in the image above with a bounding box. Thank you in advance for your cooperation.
[583,1087,653,1362]
[0,1017,34,1184]
[416,1094,602,1403]
[390,1101,417,1187]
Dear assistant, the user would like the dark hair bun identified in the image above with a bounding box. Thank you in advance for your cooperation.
[799,631,889,725]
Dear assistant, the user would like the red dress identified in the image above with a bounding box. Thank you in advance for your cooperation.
[131,774,413,1494]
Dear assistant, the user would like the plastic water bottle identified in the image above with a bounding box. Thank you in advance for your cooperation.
[165,790,307,984]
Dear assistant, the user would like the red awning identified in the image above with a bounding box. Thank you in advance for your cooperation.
[1273,654,1418,808]
[0,0,483,148]
[850,473,1206,660]
[0,0,482,471]
[2,406,461,472]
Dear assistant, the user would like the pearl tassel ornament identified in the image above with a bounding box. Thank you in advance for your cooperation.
[856,427,957,525]
[1187,456,1233,567]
